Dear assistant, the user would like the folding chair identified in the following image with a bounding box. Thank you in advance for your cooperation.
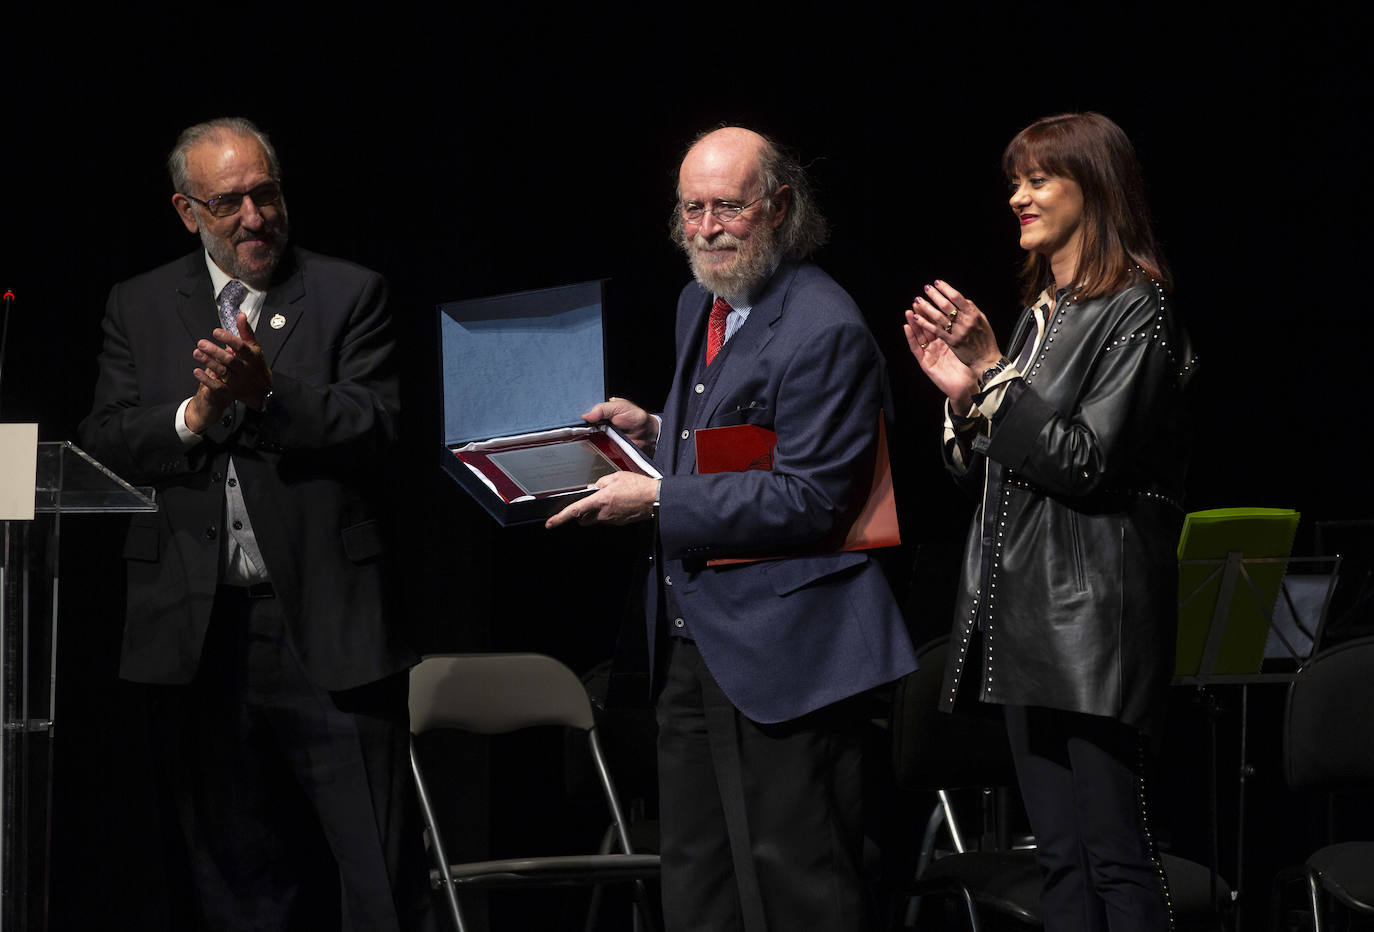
[409,653,660,932]
[890,637,1230,930]
[1283,635,1374,931]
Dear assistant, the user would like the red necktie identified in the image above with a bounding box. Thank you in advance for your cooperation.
[706,297,731,366]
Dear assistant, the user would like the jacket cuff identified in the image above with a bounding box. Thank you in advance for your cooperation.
[981,378,1056,467]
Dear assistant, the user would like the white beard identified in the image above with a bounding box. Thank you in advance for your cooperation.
[684,226,778,302]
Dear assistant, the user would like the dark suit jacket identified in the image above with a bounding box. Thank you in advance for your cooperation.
[79,248,415,690]
[650,262,916,724]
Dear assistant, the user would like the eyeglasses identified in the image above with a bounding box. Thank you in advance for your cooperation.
[681,195,765,225]
[183,181,283,218]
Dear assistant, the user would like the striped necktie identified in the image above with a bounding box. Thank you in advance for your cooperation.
[706,297,731,365]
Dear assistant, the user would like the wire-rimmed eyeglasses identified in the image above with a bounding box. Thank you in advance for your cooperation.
[681,195,766,225]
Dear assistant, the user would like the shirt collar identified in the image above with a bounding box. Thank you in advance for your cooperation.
[714,255,783,311]
[204,252,266,323]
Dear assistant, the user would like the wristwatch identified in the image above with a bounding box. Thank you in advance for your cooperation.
[978,357,1011,390]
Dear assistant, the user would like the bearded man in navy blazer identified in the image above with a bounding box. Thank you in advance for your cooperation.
[548,126,917,931]
[79,117,425,930]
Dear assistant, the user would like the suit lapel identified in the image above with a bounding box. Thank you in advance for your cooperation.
[695,263,795,425]
[169,249,306,368]
[675,290,713,376]
[253,250,306,367]
[659,289,712,468]
[173,253,216,341]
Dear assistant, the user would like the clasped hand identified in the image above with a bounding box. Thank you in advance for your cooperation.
[185,311,274,433]
[903,280,1004,415]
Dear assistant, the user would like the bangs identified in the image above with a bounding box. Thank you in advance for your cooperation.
[1001,116,1077,181]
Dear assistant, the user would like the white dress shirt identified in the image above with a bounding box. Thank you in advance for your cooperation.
[172,253,272,585]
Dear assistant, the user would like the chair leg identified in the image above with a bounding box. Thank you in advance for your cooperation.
[583,825,615,932]
[631,878,659,932]
[1308,868,1323,932]
[583,887,605,932]
[959,885,983,932]
[588,729,659,932]
[411,741,468,932]
[582,820,658,932]
[940,789,968,854]
[902,801,950,928]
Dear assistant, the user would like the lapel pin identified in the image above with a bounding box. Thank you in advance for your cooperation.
[270,313,287,330]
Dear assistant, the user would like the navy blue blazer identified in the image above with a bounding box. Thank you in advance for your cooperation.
[79,248,416,690]
[650,262,916,723]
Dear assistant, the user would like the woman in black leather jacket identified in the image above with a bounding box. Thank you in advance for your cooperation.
[904,112,1195,931]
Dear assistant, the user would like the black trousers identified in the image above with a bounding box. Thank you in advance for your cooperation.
[656,639,872,932]
[1004,705,1172,932]
[150,587,427,932]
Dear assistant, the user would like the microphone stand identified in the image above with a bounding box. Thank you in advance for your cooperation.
[0,290,14,416]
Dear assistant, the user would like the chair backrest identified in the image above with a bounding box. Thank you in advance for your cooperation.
[410,653,596,735]
[1284,634,1374,790]
[890,636,1018,791]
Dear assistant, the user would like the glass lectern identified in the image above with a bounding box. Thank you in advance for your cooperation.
[0,442,155,931]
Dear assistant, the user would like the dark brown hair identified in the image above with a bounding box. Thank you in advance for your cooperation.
[1002,112,1170,305]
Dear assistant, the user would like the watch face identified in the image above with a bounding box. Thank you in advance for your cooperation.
[980,361,1008,387]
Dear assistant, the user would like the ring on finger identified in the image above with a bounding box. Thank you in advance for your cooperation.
[943,319,953,333]
[948,308,958,321]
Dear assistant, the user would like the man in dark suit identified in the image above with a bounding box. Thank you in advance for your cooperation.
[547,126,917,931]
[79,117,422,930]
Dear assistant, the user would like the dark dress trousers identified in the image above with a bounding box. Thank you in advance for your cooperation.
[648,262,917,932]
[79,248,422,931]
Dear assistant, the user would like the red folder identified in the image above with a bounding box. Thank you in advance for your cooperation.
[695,415,900,566]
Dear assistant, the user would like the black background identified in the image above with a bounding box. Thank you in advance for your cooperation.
[4,4,1371,928]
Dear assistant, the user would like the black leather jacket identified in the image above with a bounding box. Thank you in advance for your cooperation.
[939,278,1196,731]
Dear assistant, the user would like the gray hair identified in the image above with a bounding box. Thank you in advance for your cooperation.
[671,125,829,261]
[756,133,828,260]
[167,117,281,195]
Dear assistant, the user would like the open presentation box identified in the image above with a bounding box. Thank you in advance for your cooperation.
[438,280,659,526]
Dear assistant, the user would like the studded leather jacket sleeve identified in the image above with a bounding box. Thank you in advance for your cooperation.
[938,279,1196,731]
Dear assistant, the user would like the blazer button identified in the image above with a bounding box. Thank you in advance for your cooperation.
[203,525,218,542]
[694,383,705,394]
[232,520,243,530]
[221,414,234,427]
[673,618,685,628]
[664,575,672,586]
[680,429,690,440]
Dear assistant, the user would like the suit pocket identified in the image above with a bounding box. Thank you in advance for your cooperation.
[715,400,770,427]
[341,519,385,562]
[764,551,868,596]
[123,519,159,562]
[1067,512,1089,592]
